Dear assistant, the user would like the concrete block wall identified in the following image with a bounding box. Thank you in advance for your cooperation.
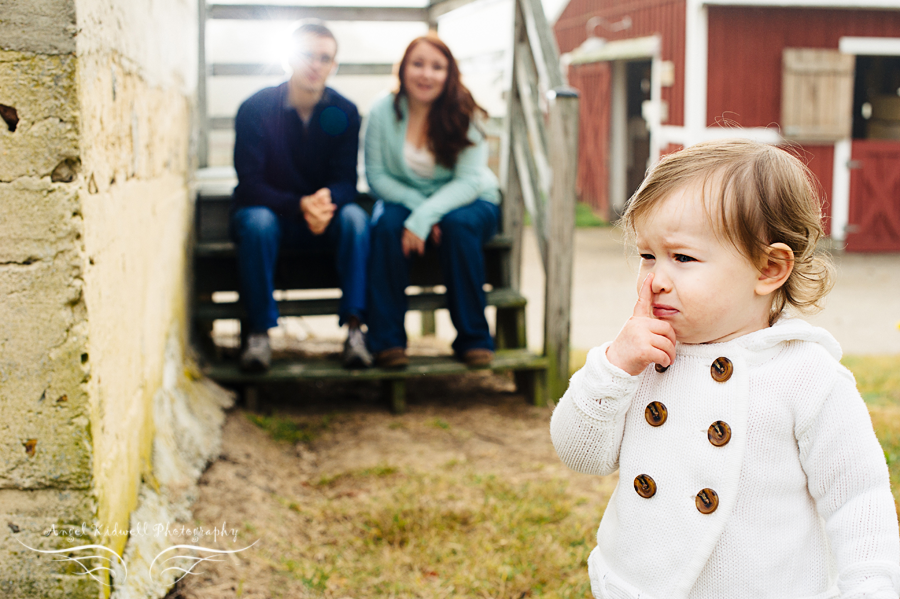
[0,0,230,596]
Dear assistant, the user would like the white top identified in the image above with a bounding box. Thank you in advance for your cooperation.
[550,318,900,599]
[403,140,435,179]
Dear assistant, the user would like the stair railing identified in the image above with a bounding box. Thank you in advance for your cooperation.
[500,0,579,402]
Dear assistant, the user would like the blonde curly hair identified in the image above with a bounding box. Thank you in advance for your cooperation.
[622,139,834,323]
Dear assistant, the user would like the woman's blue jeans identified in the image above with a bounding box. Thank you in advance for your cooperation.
[367,199,500,356]
[230,203,370,333]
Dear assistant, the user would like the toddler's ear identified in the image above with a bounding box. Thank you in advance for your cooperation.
[756,243,794,296]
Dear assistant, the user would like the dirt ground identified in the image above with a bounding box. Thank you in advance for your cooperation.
[163,351,617,599]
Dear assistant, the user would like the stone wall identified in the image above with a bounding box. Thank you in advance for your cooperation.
[0,0,230,596]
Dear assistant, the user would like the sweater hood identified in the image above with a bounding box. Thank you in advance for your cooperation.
[679,317,842,361]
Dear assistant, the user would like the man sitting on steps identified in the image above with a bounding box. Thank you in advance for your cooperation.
[230,21,372,372]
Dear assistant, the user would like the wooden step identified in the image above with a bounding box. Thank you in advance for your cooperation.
[202,348,546,382]
[204,348,548,411]
[194,287,527,320]
[194,235,514,258]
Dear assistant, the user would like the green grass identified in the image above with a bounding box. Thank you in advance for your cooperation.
[245,412,332,444]
[524,202,609,228]
[575,202,609,227]
[841,355,900,406]
[844,355,900,506]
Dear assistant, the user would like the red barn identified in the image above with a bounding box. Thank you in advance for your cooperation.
[554,0,900,251]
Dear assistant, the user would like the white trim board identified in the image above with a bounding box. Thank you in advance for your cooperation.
[563,35,661,64]
[704,0,900,8]
[840,37,900,55]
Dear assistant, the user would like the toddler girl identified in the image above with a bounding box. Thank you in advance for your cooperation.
[551,139,900,599]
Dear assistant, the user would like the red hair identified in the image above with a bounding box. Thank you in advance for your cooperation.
[394,34,486,168]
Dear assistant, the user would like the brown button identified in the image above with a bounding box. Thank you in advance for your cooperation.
[655,363,669,373]
[708,421,732,446]
[695,488,719,514]
[634,474,657,498]
[645,402,668,427]
[710,357,733,382]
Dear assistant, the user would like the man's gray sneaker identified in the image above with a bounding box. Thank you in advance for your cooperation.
[343,327,373,368]
[240,332,271,372]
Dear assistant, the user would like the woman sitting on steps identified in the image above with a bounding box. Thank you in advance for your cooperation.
[364,34,501,369]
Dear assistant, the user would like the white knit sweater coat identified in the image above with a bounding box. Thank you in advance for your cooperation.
[551,318,900,599]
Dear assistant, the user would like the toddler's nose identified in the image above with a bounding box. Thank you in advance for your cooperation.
[650,270,672,293]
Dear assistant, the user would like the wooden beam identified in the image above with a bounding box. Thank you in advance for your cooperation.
[198,0,209,168]
[209,117,235,131]
[517,0,564,90]
[515,43,551,198]
[543,87,579,404]
[512,120,548,272]
[210,62,394,76]
[427,0,480,21]
[207,4,429,21]
[499,0,525,292]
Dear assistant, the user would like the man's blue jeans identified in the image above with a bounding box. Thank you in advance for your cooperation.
[230,203,370,333]
[367,199,500,356]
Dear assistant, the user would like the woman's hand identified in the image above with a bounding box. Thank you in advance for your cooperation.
[606,274,677,376]
[430,224,442,246]
[401,228,426,257]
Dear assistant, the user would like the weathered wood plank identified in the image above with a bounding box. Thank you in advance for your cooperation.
[515,42,550,164]
[543,88,579,404]
[512,116,548,271]
[383,379,406,414]
[517,0,564,91]
[427,0,481,21]
[211,62,394,77]
[781,48,854,142]
[195,288,528,320]
[202,349,548,383]
[207,4,429,21]
[198,0,209,167]
[499,0,525,292]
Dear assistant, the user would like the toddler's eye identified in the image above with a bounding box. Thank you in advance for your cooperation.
[674,254,696,263]
[640,253,655,261]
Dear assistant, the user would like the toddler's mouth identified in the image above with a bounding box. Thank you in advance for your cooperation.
[652,304,678,318]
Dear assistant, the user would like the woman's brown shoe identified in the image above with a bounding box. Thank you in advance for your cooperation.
[374,347,409,368]
[462,349,494,368]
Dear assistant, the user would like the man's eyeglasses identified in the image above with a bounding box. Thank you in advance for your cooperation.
[292,51,335,66]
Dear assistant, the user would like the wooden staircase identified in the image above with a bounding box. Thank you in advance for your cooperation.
[192,0,578,411]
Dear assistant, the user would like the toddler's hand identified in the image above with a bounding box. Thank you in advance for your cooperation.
[606,273,676,376]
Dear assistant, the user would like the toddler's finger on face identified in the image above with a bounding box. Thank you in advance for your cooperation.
[634,273,655,318]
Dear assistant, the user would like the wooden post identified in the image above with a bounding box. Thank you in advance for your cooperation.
[383,379,407,414]
[543,87,579,404]
[500,0,526,292]
[197,0,209,168]
[420,304,437,336]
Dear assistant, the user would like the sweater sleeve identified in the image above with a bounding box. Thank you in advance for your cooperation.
[403,131,492,240]
[550,343,642,476]
[232,97,300,217]
[797,368,900,599]
[363,102,429,211]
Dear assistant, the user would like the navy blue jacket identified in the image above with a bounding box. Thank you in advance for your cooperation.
[232,82,360,218]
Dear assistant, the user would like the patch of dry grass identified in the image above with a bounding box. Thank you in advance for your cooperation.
[845,355,900,506]
[277,465,595,597]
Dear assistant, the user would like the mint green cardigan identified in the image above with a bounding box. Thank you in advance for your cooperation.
[363,93,500,240]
